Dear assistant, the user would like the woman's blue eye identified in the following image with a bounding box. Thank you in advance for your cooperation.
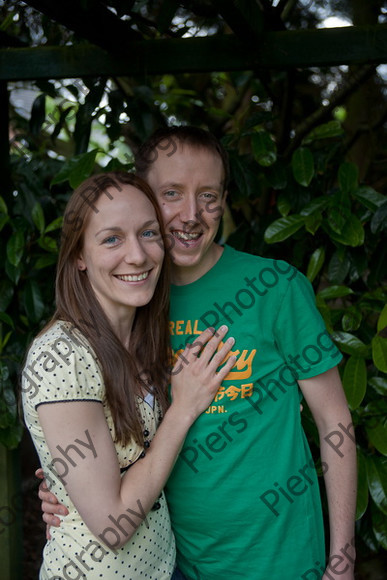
[103,236,119,244]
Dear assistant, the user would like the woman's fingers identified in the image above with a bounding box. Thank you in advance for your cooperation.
[182,326,216,361]
[171,325,237,391]
[208,333,235,366]
[198,325,232,365]
[182,325,233,365]
[215,352,237,382]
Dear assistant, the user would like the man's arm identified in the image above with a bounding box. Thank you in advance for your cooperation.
[299,366,357,580]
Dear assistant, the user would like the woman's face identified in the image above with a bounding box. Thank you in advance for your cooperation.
[77,184,164,327]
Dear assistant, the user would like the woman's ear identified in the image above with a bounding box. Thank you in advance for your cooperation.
[77,256,87,271]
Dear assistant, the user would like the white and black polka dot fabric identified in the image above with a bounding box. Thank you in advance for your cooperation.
[22,321,175,579]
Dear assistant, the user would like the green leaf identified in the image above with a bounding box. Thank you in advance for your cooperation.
[45,216,64,233]
[300,197,329,217]
[0,404,14,428]
[371,200,387,234]
[365,400,387,455]
[2,386,17,417]
[264,215,305,244]
[331,331,369,357]
[292,147,314,187]
[305,120,344,141]
[29,93,46,136]
[368,377,387,396]
[50,149,99,188]
[37,236,58,253]
[328,251,351,284]
[0,279,14,312]
[0,195,8,214]
[1,329,12,350]
[23,279,45,323]
[277,193,292,217]
[0,213,9,232]
[327,206,347,234]
[367,456,387,515]
[377,304,387,333]
[304,212,322,235]
[367,423,387,455]
[74,79,106,154]
[317,285,354,300]
[51,105,76,141]
[0,423,23,449]
[356,451,368,520]
[372,335,387,372]
[371,500,387,549]
[342,309,362,332]
[32,202,45,234]
[338,162,358,193]
[342,356,367,410]
[306,247,325,283]
[5,260,21,284]
[0,312,14,328]
[323,214,364,247]
[6,230,24,267]
[264,162,287,190]
[68,149,99,188]
[251,131,277,167]
[352,186,386,211]
[35,254,58,269]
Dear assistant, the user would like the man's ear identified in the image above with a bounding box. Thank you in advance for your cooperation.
[220,189,228,214]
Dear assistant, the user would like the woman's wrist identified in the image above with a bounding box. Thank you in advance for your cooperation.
[164,401,197,433]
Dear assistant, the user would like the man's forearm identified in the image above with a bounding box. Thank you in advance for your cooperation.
[320,421,357,573]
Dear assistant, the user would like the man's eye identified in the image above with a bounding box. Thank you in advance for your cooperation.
[201,192,217,200]
[142,230,157,238]
[164,190,178,198]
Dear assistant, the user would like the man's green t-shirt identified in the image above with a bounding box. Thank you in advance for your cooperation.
[166,245,342,580]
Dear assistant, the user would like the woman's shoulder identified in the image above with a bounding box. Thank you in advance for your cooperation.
[22,320,104,407]
[30,320,94,356]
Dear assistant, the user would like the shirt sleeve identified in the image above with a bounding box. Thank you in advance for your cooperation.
[273,268,342,379]
[22,322,104,410]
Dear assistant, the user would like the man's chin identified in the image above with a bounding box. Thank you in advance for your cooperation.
[169,252,201,267]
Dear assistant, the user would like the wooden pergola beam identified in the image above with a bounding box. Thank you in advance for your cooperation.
[1,25,386,81]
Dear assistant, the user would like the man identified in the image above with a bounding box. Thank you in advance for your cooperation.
[39,126,357,579]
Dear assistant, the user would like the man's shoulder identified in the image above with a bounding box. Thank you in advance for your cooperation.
[223,245,294,271]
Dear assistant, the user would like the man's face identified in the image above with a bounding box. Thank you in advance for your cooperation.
[145,143,226,284]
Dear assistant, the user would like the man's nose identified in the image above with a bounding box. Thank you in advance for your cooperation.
[179,196,199,224]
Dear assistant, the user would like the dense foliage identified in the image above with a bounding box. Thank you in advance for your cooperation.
[1,0,386,568]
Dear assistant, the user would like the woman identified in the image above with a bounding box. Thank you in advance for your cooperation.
[22,172,236,579]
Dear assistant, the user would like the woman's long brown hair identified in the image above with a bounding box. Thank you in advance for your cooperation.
[49,172,171,446]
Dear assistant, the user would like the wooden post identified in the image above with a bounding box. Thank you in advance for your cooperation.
[0,81,11,199]
[0,81,22,580]
[0,445,22,580]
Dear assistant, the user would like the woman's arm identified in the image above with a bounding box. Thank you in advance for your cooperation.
[37,326,236,548]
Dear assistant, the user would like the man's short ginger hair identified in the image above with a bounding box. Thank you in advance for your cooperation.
[135,126,230,194]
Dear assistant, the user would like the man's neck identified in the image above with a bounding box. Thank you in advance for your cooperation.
[171,243,224,286]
